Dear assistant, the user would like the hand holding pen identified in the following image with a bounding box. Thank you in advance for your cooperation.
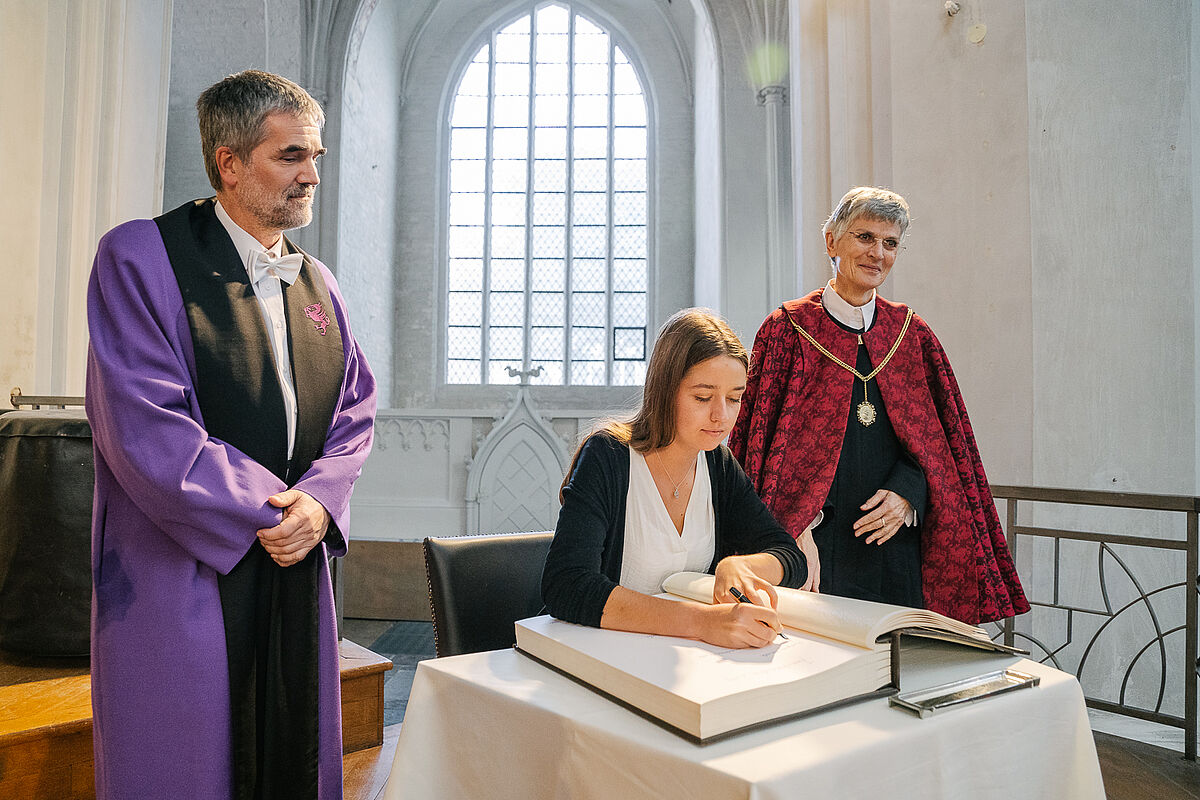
[729,586,788,640]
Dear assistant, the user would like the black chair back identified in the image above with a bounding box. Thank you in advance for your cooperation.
[423,531,554,657]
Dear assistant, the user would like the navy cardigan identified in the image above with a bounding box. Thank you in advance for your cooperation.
[541,432,807,627]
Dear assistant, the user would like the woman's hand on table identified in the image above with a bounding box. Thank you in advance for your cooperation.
[853,489,912,545]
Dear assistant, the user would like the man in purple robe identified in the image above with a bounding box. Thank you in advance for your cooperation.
[85,70,377,800]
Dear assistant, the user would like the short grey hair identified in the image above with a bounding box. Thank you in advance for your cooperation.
[822,186,911,243]
[196,70,325,191]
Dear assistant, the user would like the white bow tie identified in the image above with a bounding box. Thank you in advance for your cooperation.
[249,249,305,286]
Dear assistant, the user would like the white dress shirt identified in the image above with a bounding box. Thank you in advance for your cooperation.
[620,450,716,595]
[214,200,298,460]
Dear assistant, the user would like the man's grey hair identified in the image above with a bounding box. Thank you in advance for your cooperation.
[822,186,911,243]
[196,70,325,191]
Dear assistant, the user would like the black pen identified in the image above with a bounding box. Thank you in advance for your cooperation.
[728,586,788,639]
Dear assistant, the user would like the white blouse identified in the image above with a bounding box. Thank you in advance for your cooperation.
[619,449,716,596]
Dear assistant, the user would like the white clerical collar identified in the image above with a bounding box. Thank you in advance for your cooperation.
[214,200,284,276]
[821,280,876,332]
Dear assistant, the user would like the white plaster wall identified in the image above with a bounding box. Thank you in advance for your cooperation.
[1028,0,1192,496]
[1,0,171,397]
[163,0,304,211]
[886,0,1034,485]
[338,0,405,408]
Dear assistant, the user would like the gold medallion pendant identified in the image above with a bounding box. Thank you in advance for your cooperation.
[857,399,876,427]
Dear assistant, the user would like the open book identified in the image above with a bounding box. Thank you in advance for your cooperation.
[514,572,1019,743]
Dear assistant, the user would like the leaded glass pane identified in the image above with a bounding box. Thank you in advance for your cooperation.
[531,226,565,258]
[531,291,564,326]
[571,292,604,326]
[447,326,481,359]
[531,258,564,291]
[490,226,526,258]
[613,94,646,126]
[535,63,567,95]
[448,258,483,291]
[571,326,603,360]
[573,159,607,191]
[611,258,646,292]
[573,94,608,126]
[573,63,609,91]
[450,159,485,193]
[612,192,645,225]
[451,128,486,160]
[612,291,646,326]
[491,192,527,226]
[447,360,481,384]
[530,327,563,360]
[613,159,646,192]
[533,159,566,191]
[449,192,484,226]
[532,192,565,226]
[572,127,607,159]
[613,327,646,360]
[571,226,606,259]
[574,36,608,66]
[572,192,606,225]
[536,4,569,33]
[490,258,525,291]
[534,94,568,127]
[534,361,563,384]
[572,258,605,291]
[489,324,524,357]
[612,225,646,258]
[533,127,566,159]
[612,127,646,159]
[459,62,490,96]
[451,95,488,127]
[536,33,568,62]
[611,360,646,386]
[448,225,483,258]
[492,128,528,159]
[447,291,481,326]
[571,360,604,385]
[495,32,530,63]
[491,159,527,192]
[613,61,640,94]
[492,94,529,127]
[494,63,530,94]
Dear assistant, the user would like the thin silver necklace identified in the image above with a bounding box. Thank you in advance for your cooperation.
[654,451,694,499]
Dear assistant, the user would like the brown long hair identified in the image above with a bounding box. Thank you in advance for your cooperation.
[559,307,748,501]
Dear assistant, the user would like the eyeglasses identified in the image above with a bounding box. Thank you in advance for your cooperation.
[848,230,903,252]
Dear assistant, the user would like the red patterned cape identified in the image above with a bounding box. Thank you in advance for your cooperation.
[729,289,1029,624]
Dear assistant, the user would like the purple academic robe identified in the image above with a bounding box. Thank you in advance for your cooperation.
[85,218,377,799]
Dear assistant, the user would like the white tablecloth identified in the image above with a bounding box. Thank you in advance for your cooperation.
[384,643,1104,800]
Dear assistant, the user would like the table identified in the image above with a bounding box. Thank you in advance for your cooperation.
[384,642,1104,800]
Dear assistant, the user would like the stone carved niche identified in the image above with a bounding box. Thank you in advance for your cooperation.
[465,378,567,536]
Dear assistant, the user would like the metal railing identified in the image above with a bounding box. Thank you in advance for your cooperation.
[991,485,1198,760]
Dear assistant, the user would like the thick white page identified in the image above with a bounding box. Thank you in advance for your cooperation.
[661,572,992,648]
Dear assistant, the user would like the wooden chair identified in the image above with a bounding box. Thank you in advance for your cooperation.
[423,531,554,658]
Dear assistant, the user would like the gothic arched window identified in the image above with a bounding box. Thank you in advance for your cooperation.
[445,2,650,386]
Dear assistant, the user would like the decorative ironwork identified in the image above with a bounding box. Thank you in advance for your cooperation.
[989,485,1199,760]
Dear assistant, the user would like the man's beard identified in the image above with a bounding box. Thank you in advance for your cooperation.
[240,183,314,232]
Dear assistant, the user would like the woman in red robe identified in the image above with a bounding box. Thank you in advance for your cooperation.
[728,187,1028,624]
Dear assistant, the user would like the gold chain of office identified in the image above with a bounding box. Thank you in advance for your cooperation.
[786,308,914,427]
